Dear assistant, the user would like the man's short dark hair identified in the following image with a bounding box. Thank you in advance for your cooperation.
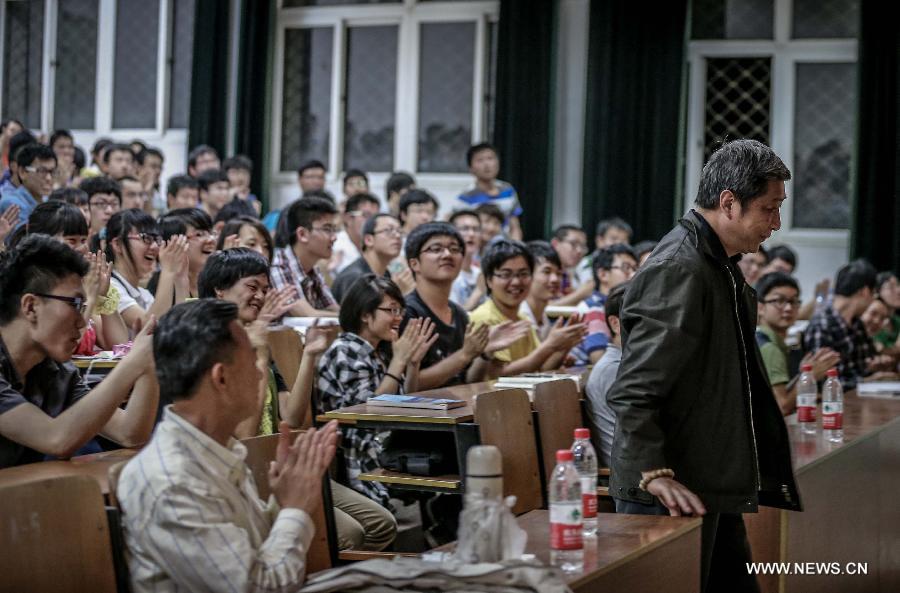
[0,234,89,325]
[103,143,133,164]
[343,168,368,184]
[605,281,629,338]
[526,240,562,270]
[595,217,633,241]
[25,201,89,239]
[592,244,638,285]
[695,139,792,209]
[158,208,213,240]
[198,248,269,298]
[298,159,326,176]
[876,271,897,294]
[448,209,479,226]
[385,171,415,199]
[632,240,657,260]
[766,245,797,270]
[73,146,86,170]
[15,143,56,168]
[48,187,89,207]
[80,176,122,202]
[223,154,253,173]
[466,142,497,166]
[153,299,239,402]
[136,147,164,165]
[166,174,199,197]
[9,130,37,161]
[834,259,877,297]
[91,137,112,156]
[553,224,585,242]
[49,129,73,148]
[302,188,336,203]
[404,221,464,262]
[475,202,504,225]
[197,168,229,191]
[361,213,399,251]
[188,145,219,169]
[345,192,380,213]
[398,189,438,220]
[482,239,535,286]
[755,271,800,300]
[213,198,257,224]
[283,197,338,246]
[339,274,404,335]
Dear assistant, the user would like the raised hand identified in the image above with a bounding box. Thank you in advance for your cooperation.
[126,314,157,373]
[393,266,416,295]
[544,314,587,351]
[269,420,339,513]
[0,204,21,243]
[392,318,422,366]
[461,322,490,358]
[802,348,840,381]
[304,322,339,356]
[158,234,189,274]
[408,318,438,366]
[221,233,242,251]
[259,285,298,323]
[485,320,531,354]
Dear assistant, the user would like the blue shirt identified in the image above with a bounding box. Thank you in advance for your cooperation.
[0,184,38,243]
[455,180,523,221]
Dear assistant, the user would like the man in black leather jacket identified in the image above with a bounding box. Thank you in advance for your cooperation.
[608,139,801,593]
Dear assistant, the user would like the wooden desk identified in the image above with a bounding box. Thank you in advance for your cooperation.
[0,449,136,497]
[745,390,900,593]
[72,358,120,370]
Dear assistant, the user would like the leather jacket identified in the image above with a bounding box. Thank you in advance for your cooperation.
[608,210,801,513]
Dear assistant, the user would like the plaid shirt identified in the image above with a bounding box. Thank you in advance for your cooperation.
[803,305,873,389]
[317,333,400,507]
[271,246,337,310]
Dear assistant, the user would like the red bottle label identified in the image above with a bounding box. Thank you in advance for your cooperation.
[580,476,597,518]
[797,395,816,423]
[822,402,842,429]
[550,502,583,550]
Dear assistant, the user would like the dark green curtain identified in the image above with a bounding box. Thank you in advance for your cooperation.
[852,0,900,272]
[493,0,555,241]
[581,0,688,242]
[187,0,231,162]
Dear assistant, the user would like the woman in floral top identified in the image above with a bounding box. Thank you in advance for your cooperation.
[317,274,436,507]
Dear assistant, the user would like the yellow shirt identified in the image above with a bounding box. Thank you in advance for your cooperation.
[470,298,540,363]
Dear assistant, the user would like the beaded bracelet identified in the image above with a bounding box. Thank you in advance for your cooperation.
[638,468,675,491]
[384,372,403,384]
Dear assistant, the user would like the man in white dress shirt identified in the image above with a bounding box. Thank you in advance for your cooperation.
[118,299,338,593]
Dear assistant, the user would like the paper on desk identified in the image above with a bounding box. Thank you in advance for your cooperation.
[857,382,900,397]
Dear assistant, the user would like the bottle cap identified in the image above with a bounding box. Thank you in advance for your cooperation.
[556,449,574,462]
[466,445,502,477]
[801,364,813,372]
[826,368,838,377]
[574,428,590,439]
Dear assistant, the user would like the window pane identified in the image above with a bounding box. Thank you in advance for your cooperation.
[283,0,399,6]
[792,63,856,229]
[792,0,858,39]
[485,20,498,143]
[418,22,475,173]
[343,25,397,172]
[55,0,98,130]
[168,0,196,129]
[281,27,333,172]
[703,57,771,161]
[113,0,160,128]
[692,0,773,39]
[2,0,44,127]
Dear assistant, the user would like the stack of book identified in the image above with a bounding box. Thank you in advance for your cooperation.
[365,394,467,410]
[492,372,581,398]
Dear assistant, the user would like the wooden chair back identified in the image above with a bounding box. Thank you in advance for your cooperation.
[241,432,334,573]
[473,388,543,515]
[0,475,117,593]
[532,379,583,482]
[268,327,304,391]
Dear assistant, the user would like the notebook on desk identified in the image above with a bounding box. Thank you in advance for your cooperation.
[365,394,467,410]
[857,381,900,398]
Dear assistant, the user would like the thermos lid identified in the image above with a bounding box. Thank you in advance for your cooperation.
[466,445,502,477]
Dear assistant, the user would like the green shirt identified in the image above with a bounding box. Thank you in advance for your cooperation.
[757,324,790,386]
[874,314,900,349]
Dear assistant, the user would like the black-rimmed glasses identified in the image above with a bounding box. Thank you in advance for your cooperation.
[33,293,88,315]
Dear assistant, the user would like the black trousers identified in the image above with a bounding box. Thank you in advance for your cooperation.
[614,498,760,593]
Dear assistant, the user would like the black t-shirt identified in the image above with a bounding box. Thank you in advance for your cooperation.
[402,290,469,386]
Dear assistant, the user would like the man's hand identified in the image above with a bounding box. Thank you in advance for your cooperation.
[0,204,20,243]
[393,267,415,295]
[646,477,706,517]
[303,322,339,357]
[268,421,339,514]
[259,286,298,323]
[461,322,490,359]
[485,320,531,354]
[125,314,157,374]
[802,348,840,381]
[544,314,587,352]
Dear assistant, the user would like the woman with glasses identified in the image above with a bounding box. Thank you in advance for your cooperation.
[317,275,436,506]
[105,209,189,330]
[150,208,216,299]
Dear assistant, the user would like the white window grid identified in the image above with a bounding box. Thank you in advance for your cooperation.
[684,0,857,245]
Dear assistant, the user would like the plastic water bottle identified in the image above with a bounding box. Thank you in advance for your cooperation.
[822,368,843,442]
[796,364,818,435]
[549,449,583,573]
[571,428,598,536]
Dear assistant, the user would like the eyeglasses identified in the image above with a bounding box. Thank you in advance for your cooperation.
[763,297,802,309]
[563,239,588,252]
[32,293,87,315]
[24,165,56,177]
[346,210,374,219]
[128,232,162,246]
[610,263,637,274]
[492,269,533,281]
[90,199,120,210]
[421,243,463,256]
[376,306,405,317]
[373,226,403,237]
[310,225,338,236]
[454,225,481,234]
[186,230,214,242]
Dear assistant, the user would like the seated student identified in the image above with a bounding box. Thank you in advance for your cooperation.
[81,176,122,240]
[456,142,522,241]
[187,144,221,177]
[49,129,77,190]
[0,235,159,468]
[520,241,562,340]
[470,239,586,378]
[384,171,416,216]
[632,240,657,267]
[399,188,438,238]
[402,222,528,390]
[760,243,830,321]
[151,208,216,299]
[297,159,327,194]
[271,197,340,316]
[737,246,767,287]
[572,244,637,365]
[861,297,893,348]
[119,175,148,211]
[106,209,189,329]
[118,299,339,592]
[584,282,628,467]
[165,174,200,211]
[197,168,231,221]
[573,216,634,287]
[331,192,380,276]
[549,224,589,303]
[803,260,892,389]
[135,146,164,215]
[873,272,900,356]
[343,168,370,200]
[48,186,91,224]
[223,154,259,212]
[212,195,259,231]
[449,209,485,310]
[475,202,505,251]
[1,144,56,237]
[332,213,404,303]
[755,272,839,415]
[317,275,437,506]
[102,143,135,181]
[217,215,275,262]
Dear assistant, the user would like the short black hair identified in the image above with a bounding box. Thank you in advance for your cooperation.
[475,202,504,225]
[188,144,219,169]
[385,171,415,199]
[448,209,480,226]
[80,176,122,202]
[118,175,140,185]
[876,271,897,294]
[466,142,497,166]
[632,240,657,259]
[298,159,326,176]
[15,143,56,168]
[91,137,112,156]
[482,239,535,285]
[361,213,400,251]
[398,189,438,220]
[158,208,213,240]
[9,130,37,161]
[345,192,380,214]
[49,129,73,148]
[166,174,199,197]
[343,168,368,184]
[102,143,133,164]
[553,224,585,241]
[404,221,464,262]
[0,234,89,325]
[104,209,159,264]
[223,154,253,173]
[48,187,89,207]
[73,146,86,170]
[153,299,239,402]
[696,139,791,209]
[216,216,274,263]
[197,168,229,191]
[283,197,338,246]
[755,271,800,300]
[592,243,638,285]
[25,201,89,238]
[526,240,562,270]
[302,188,336,203]
[135,146,164,165]
[766,244,797,270]
[198,248,269,298]
[605,281,629,338]
[213,198,257,224]
[595,217,633,242]
[339,274,404,335]
[834,259,877,297]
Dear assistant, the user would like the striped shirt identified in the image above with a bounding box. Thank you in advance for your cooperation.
[118,406,315,593]
[271,246,337,310]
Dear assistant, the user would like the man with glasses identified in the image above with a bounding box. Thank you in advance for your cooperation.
[332,213,404,303]
[271,197,340,317]
[80,176,122,239]
[755,272,838,415]
[0,234,159,469]
[331,192,380,276]
[0,143,56,236]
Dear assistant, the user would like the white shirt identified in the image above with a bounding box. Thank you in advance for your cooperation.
[118,406,315,593]
[110,272,154,314]
[518,300,552,341]
[450,266,482,309]
[330,230,361,275]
